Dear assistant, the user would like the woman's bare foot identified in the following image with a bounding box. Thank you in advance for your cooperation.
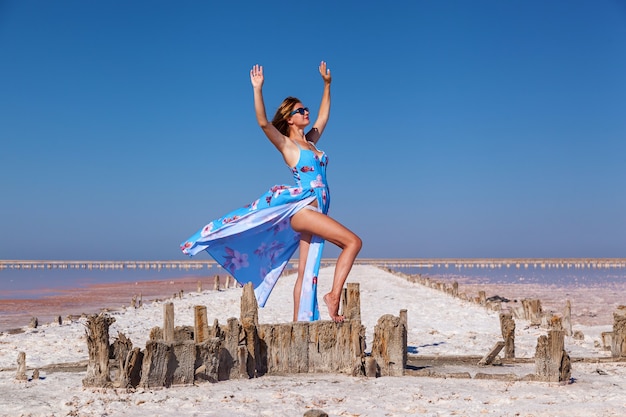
[323,293,344,323]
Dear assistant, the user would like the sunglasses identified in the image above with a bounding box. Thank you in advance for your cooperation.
[289,107,309,116]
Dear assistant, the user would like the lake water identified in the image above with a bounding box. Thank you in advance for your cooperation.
[1,260,625,299]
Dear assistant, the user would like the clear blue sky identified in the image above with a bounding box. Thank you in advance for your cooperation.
[1,0,625,261]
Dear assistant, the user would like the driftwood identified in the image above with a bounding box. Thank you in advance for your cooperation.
[478,341,505,366]
[535,329,571,383]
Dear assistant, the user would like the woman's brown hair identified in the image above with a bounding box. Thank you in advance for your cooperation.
[271,96,301,136]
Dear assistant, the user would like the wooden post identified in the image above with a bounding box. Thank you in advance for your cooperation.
[563,300,572,336]
[535,329,571,383]
[370,314,406,376]
[214,275,220,291]
[194,305,209,344]
[611,305,626,357]
[163,302,174,343]
[451,281,459,297]
[170,341,196,386]
[16,352,27,381]
[399,309,407,329]
[478,291,486,305]
[83,314,116,387]
[195,338,222,383]
[499,313,515,359]
[124,348,144,388]
[197,280,202,293]
[364,356,379,377]
[240,283,260,377]
[111,333,133,388]
[240,283,259,327]
[522,299,543,326]
[343,283,361,322]
[29,317,38,329]
[139,341,171,388]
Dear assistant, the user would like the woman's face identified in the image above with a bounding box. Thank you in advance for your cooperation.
[288,102,310,127]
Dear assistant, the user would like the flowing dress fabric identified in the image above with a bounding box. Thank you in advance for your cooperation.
[180,145,330,321]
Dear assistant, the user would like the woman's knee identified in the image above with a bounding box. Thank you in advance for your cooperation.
[348,233,362,253]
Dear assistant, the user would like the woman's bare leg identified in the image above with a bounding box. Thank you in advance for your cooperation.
[290,210,362,322]
[293,233,311,321]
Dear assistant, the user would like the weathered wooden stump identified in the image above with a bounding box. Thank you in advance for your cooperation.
[29,317,38,329]
[370,314,406,376]
[16,352,27,381]
[611,305,626,357]
[601,331,613,351]
[499,313,515,359]
[195,337,222,383]
[522,299,543,326]
[197,280,202,293]
[124,348,144,387]
[83,314,116,387]
[534,329,571,383]
[240,282,263,377]
[478,291,486,306]
[563,300,572,336]
[214,275,221,291]
[111,333,133,387]
[341,282,361,322]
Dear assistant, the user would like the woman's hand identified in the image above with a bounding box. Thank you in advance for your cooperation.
[319,61,331,84]
[250,64,264,89]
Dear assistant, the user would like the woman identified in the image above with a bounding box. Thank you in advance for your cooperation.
[181,62,361,322]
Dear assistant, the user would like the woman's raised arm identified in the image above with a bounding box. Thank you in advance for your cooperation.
[307,61,332,144]
[250,64,288,151]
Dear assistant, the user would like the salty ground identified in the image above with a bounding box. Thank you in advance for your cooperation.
[0,265,624,417]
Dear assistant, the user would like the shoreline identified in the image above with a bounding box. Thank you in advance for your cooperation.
[1,266,622,332]
[0,275,220,333]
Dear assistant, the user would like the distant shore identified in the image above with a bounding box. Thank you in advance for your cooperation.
[2,262,624,332]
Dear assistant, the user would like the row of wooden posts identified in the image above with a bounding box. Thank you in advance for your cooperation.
[15,270,625,386]
[393,270,626,382]
[81,282,407,388]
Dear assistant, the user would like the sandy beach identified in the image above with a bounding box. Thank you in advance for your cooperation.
[0,265,624,416]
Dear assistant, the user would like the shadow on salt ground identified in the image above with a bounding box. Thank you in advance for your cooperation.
[408,342,447,354]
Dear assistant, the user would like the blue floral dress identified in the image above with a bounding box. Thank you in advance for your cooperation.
[181,141,329,321]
